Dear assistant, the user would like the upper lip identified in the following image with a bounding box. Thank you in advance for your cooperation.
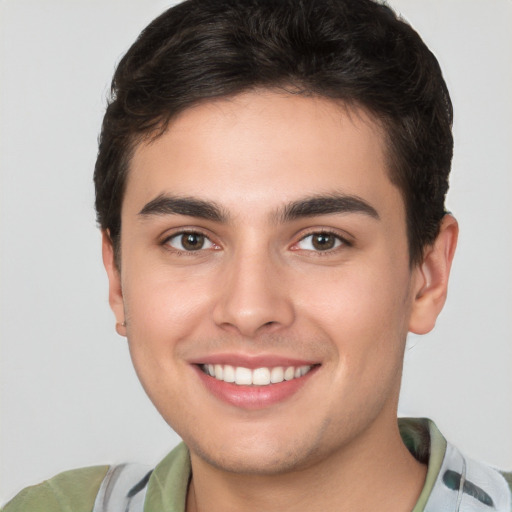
[189,353,319,369]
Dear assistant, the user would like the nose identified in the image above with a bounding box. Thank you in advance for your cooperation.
[212,248,295,337]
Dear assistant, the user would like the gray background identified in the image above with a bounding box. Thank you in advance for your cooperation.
[1,0,511,504]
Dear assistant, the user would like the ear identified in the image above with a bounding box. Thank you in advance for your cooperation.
[408,215,459,335]
[101,230,127,337]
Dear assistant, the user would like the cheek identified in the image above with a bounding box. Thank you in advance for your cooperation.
[119,263,213,421]
[298,261,411,335]
[295,257,412,384]
[121,258,215,360]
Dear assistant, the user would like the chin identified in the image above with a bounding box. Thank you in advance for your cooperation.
[183,421,332,475]
[191,443,317,475]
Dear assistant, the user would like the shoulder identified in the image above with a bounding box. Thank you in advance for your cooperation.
[2,465,110,512]
[2,444,190,512]
[399,418,512,511]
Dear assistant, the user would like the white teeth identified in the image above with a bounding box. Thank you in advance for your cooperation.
[202,363,313,386]
[270,366,284,383]
[252,367,271,386]
[284,366,295,381]
[214,364,223,380]
[223,364,235,383]
[235,367,252,385]
[299,365,309,376]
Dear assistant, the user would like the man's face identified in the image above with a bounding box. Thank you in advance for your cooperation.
[106,91,425,474]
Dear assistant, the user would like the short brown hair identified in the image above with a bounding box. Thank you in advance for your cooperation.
[94,0,453,266]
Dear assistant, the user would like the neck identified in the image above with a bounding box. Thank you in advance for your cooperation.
[186,415,426,512]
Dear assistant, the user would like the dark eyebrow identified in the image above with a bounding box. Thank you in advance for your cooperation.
[277,194,379,222]
[138,194,227,222]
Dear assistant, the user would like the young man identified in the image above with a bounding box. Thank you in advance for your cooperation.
[3,0,511,511]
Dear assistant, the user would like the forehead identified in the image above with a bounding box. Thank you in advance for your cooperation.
[125,91,402,220]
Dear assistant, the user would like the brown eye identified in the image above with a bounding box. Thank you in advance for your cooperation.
[312,233,336,250]
[296,232,344,252]
[166,232,214,251]
[182,233,205,250]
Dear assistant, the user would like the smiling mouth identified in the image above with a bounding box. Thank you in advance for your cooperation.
[199,364,315,386]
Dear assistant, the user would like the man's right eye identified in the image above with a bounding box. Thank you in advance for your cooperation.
[164,232,216,252]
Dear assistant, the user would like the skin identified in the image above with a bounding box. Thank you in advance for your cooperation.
[103,90,458,512]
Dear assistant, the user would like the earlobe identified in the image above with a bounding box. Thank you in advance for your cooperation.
[101,230,127,337]
[408,215,459,335]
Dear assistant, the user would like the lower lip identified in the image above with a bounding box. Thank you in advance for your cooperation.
[193,365,318,410]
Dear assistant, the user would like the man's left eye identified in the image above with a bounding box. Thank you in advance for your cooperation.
[296,232,344,251]
[166,232,215,251]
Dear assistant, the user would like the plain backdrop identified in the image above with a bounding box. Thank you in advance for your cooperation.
[1,0,511,504]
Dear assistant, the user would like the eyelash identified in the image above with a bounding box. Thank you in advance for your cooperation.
[292,230,352,254]
[161,230,219,255]
[161,229,351,255]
